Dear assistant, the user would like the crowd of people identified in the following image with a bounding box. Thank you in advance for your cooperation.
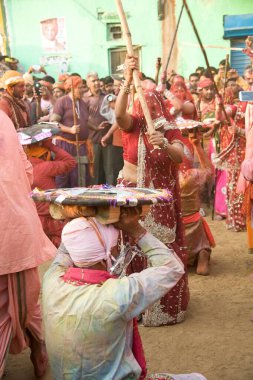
[0,43,253,379]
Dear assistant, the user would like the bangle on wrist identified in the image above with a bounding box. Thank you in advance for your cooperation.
[161,137,169,150]
[120,83,131,94]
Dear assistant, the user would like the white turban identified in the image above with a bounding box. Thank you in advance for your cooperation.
[62,217,119,270]
[23,72,34,86]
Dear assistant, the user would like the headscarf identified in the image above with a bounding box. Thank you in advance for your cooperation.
[23,72,34,86]
[64,75,82,91]
[25,144,51,160]
[1,70,24,89]
[141,79,157,91]
[132,89,175,131]
[198,78,213,89]
[62,217,119,270]
[171,75,185,85]
[170,81,194,103]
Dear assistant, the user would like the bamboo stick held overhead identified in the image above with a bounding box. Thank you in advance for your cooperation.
[222,54,230,95]
[115,0,155,136]
[71,79,82,186]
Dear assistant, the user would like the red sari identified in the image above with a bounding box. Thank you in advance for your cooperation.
[120,90,189,326]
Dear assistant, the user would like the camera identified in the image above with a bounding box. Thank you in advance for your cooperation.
[34,82,42,96]
[107,94,116,102]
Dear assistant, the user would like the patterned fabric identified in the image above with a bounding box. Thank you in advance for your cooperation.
[121,90,189,326]
[218,102,247,231]
[1,92,30,129]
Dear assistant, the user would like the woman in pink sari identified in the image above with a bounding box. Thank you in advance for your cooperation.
[115,56,189,326]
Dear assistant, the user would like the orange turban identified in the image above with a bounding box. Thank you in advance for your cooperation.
[64,76,82,91]
[58,73,70,82]
[1,70,24,89]
[25,144,50,160]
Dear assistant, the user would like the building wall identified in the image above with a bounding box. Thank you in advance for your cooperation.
[175,0,253,77]
[4,0,253,80]
[5,0,163,79]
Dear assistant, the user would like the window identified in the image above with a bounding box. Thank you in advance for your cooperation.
[107,23,122,41]
[109,46,141,75]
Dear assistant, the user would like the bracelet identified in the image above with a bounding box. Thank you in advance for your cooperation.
[120,83,131,94]
[161,137,169,150]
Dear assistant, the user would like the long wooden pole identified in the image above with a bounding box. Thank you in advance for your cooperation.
[165,3,184,72]
[222,54,230,95]
[71,79,82,186]
[115,0,155,136]
[183,0,230,124]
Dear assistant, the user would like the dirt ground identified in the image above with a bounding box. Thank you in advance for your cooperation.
[4,216,253,380]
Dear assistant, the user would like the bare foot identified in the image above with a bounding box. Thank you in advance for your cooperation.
[214,214,225,221]
[196,250,210,276]
[29,337,48,378]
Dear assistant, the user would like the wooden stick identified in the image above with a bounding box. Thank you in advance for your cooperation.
[183,0,230,124]
[154,57,161,85]
[115,0,155,136]
[222,54,230,95]
[165,2,184,72]
[71,79,82,186]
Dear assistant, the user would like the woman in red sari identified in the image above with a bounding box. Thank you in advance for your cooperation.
[164,79,198,186]
[164,77,197,121]
[115,56,189,326]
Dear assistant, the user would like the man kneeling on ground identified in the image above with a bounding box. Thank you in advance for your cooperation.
[43,207,206,380]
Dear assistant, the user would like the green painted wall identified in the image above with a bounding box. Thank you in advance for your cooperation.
[175,0,253,77]
[5,0,253,80]
[5,0,162,79]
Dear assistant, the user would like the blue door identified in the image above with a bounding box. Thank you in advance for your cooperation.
[230,39,251,76]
